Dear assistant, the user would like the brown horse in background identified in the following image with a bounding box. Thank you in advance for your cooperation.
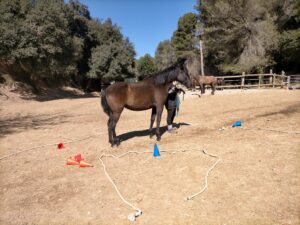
[101,58,192,147]
[193,75,223,95]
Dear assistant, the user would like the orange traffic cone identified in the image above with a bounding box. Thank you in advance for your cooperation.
[79,160,93,167]
[66,158,80,166]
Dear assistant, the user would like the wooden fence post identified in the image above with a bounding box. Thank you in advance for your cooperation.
[269,76,273,88]
[287,76,290,90]
[268,69,273,88]
[258,74,261,88]
[281,71,285,88]
[241,72,245,89]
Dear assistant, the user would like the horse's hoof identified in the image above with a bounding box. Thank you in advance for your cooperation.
[156,136,161,141]
[111,143,119,148]
[114,138,120,146]
[150,135,154,139]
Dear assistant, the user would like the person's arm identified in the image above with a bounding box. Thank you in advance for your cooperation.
[168,85,176,94]
[176,88,185,95]
[175,87,185,101]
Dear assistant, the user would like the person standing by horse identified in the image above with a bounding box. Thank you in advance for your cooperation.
[165,82,185,133]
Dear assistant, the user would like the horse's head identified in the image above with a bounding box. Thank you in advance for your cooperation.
[176,58,193,88]
[217,77,224,85]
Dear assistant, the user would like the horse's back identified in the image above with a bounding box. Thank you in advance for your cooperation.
[198,75,217,84]
[106,82,128,97]
[105,81,156,111]
[125,81,156,110]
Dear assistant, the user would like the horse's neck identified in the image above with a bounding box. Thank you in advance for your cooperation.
[165,68,178,83]
[151,67,178,86]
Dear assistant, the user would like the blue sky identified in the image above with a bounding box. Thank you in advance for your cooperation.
[79,0,197,58]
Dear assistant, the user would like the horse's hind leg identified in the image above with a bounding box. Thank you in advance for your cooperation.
[110,112,121,147]
[107,117,113,145]
[149,107,156,138]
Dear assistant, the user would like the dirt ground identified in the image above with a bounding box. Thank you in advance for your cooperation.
[0,89,300,225]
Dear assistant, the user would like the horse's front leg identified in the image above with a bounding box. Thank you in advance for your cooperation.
[200,84,204,94]
[149,107,156,138]
[155,106,163,141]
[211,83,216,95]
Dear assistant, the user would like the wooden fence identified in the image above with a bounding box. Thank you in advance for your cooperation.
[288,75,300,89]
[215,71,300,90]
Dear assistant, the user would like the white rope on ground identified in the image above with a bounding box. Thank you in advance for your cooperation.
[218,125,300,135]
[98,154,142,221]
[191,122,300,135]
[98,148,221,221]
[0,131,105,161]
[184,150,221,201]
[240,127,300,134]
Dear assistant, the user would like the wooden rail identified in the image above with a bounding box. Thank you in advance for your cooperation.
[215,70,294,90]
[288,75,300,89]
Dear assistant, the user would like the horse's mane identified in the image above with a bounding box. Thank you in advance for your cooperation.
[144,58,186,85]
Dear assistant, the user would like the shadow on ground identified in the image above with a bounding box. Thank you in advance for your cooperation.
[255,102,300,118]
[20,88,100,102]
[1,82,100,102]
[0,113,72,137]
[118,122,190,143]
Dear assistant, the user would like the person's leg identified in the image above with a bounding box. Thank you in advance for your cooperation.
[167,107,177,132]
[170,107,176,124]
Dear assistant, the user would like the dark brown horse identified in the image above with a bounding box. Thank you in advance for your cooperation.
[101,58,192,147]
[193,75,223,95]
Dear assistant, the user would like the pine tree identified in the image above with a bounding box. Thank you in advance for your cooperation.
[154,40,176,70]
[197,0,280,73]
[87,19,136,83]
[171,12,198,58]
[136,54,158,80]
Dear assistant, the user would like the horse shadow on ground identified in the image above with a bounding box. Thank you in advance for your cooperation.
[118,122,190,143]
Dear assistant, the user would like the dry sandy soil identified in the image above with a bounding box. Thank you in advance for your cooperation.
[0,89,300,225]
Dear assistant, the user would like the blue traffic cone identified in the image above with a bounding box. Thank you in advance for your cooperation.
[232,121,242,127]
[153,143,160,157]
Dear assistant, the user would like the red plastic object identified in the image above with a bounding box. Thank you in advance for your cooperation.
[57,143,64,150]
[74,154,82,162]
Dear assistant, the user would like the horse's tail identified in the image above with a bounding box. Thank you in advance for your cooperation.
[101,90,111,116]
